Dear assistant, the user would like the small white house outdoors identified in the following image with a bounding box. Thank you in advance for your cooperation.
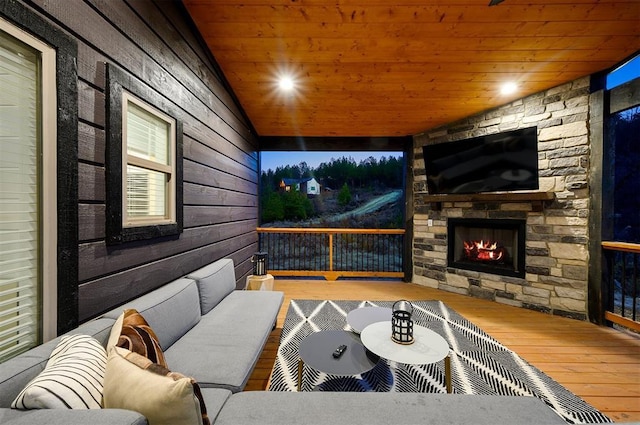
[280,177,321,196]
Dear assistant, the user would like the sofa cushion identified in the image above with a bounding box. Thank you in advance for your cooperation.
[197,388,233,424]
[164,290,283,392]
[103,347,209,425]
[103,278,201,350]
[0,407,147,425]
[11,335,106,410]
[215,392,568,425]
[107,309,167,367]
[186,258,236,315]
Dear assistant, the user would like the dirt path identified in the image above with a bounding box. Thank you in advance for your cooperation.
[317,189,402,223]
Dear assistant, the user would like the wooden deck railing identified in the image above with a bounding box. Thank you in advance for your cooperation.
[602,241,640,331]
[256,227,405,281]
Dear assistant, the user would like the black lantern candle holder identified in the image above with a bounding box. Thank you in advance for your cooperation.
[251,252,268,276]
[391,300,414,345]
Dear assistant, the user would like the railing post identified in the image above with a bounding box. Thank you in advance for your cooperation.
[329,233,334,272]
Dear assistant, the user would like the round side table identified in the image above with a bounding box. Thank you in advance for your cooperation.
[360,321,452,393]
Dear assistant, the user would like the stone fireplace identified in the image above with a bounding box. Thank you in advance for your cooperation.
[448,218,526,279]
[412,76,592,320]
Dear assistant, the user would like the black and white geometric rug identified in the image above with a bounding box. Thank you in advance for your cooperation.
[268,299,611,425]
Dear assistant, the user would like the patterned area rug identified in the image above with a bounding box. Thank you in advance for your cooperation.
[268,299,611,425]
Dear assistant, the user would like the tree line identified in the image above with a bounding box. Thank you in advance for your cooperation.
[259,155,404,224]
[260,155,404,192]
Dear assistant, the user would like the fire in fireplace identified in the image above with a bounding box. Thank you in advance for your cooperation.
[463,239,507,262]
[448,218,526,278]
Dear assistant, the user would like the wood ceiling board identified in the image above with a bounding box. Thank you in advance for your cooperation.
[222,61,613,77]
[204,36,640,53]
[183,0,640,137]
[210,47,636,64]
[199,22,640,39]
[186,4,636,23]
[225,59,620,70]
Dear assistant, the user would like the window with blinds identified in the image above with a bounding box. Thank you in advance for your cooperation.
[105,64,182,245]
[0,25,55,362]
[122,93,176,227]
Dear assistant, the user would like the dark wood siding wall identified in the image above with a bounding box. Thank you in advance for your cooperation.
[22,0,259,322]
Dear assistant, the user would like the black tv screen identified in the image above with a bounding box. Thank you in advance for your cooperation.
[422,127,539,194]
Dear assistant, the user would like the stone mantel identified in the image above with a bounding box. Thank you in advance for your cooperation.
[417,191,555,211]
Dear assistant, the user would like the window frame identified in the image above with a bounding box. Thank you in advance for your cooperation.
[0,17,57,349]
[588,55,640,325]
[121,91,177,228]
[106,63,183,245]
[0,0,78,338]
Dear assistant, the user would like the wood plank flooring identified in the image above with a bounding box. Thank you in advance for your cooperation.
[245,280,640,423]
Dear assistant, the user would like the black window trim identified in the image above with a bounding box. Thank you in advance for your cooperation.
[105,63,183,245]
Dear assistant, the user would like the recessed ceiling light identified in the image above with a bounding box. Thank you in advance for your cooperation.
[500,81,518,95]
[278,75,295,92]
[270,67,303,101]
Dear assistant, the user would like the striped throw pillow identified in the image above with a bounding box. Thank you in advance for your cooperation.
[11,334,107,409]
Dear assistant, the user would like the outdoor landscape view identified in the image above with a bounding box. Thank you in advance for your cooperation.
[259,151,406,276]
[260,152,405,229]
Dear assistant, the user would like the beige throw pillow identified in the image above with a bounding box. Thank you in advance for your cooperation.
[103,347,209,425]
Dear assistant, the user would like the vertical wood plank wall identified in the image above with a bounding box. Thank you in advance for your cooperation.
[24,0,259,322]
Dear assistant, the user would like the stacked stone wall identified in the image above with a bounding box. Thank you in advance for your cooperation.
[412,76,591,320]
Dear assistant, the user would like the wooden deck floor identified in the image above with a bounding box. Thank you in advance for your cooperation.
[245,279,640,423]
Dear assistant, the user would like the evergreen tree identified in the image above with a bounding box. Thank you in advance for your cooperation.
[261,192,284,222]
[338,183,352,206]
[283,189,309,220]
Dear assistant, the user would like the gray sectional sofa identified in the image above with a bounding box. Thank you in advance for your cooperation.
[0,258,571,424]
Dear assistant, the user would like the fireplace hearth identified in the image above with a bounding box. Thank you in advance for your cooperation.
[448,218,526,278]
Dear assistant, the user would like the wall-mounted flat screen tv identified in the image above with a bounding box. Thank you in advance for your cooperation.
[422,126,539,195]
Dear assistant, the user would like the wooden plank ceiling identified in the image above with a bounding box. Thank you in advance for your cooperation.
[182,0,640,137]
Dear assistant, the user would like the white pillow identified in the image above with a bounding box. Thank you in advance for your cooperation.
[12,334,107,409]
[103,347,208,425]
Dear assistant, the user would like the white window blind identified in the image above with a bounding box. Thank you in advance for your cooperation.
[123,94,175,226]
[126,165,166,217]
[0,30,39,362]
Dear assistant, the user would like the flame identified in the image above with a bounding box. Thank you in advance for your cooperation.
[463,240,505,261]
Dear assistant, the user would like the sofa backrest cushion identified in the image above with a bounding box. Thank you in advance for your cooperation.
[186,259,236,315]
[103,278,201,350]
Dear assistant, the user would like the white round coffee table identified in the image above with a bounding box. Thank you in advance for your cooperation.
[346,306,392,334]
[360,321,452,392]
